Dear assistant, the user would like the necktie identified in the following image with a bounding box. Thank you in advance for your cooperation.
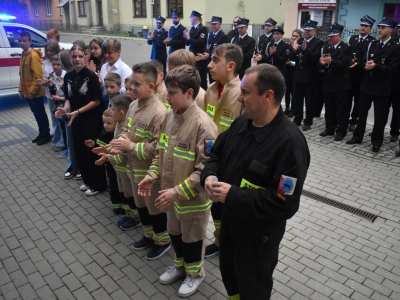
[381,42,384,48]
[359,37,363,43]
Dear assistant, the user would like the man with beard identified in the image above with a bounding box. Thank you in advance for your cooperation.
[164,11,186,54]
[148,16,168,74]
[184,11,209,90]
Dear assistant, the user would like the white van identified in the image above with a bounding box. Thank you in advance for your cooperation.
[0,21,71,97]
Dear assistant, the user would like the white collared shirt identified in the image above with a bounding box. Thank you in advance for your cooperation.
[333,41,341,49]
[100,58,132,94]
[239,33,248,39]
[212,29,222,36]
[380,37,391,47]
[274,39,282,45]
[266,33,272,38]
[173,23,181,29]
[306,36,314,43]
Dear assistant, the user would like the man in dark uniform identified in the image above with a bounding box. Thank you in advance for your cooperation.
[253,26,290,75]
[319,23,353,141]
[164,11,185,55]
[227,16,240,41]
[200,64,310,300]
[198,16,230,84]
[388,23,400,142]
[347,17,400,153]
[255,18,276,56]
[184,10,209,90]
[347,15,376,132]
[290,20,324,131]
[147,16,168,74]
[231,18,256,79]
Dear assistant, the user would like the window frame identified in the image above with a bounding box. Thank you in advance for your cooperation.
[33,2,39,17]
[133,0,147,18]
[4,25,47,48]
[167,0,183,18]
[45,1,52,16]
[78,1,86,17]
[152,0,161,18]
[59,0,64,16]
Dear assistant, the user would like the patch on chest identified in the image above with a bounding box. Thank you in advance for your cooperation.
[137,122,147,130]
[200,33,205,38]
[222,109,232,119]
[177,141,190,150]
[277,175,297,196]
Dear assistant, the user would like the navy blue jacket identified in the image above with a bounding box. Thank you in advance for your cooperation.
[168,24,186,54]
[147,28,168,62]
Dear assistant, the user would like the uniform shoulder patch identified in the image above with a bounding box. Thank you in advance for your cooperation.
[204,139,215,157]
[277,175,297,196]
[200,33,205,38]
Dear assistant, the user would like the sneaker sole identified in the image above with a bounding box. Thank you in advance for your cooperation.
[64,175,74,180]
[120,222,141,231]
[178,279,203,297]
[145,244,171,261]
[159,273,185,285]
[204,250,219,258]
[132,242,155,251]
[85,192,99,196]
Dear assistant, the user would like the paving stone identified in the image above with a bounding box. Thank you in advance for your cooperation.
[92,288,113,300]
[0,282,20,300]
[53,285,77,300]
[9,269,28,288]
[97,275,119,294]
[35,285,57,300]
[73,287,94,300]
[61,273,82,292]
[17,283,37,300]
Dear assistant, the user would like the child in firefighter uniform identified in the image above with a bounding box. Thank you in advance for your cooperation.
[110,62,169,260]
[138,65,218,297]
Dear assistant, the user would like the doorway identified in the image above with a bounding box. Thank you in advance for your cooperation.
[97,1,103,26]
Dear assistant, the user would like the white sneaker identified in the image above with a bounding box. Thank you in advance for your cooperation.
[178,276,203,297]
[85,189,99,196]
[80,184,88,191]
[159,266,185,285]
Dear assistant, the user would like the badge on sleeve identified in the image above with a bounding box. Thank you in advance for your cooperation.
[204,139,215,157]
[277,175,297,196]
[200,33,205,38]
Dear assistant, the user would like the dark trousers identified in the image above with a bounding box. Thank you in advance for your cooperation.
[155,58,167,76]
[324,90,350,137]
[71,118,107,191]
[196,61,208,90]
[353,93,390,147]
[314,81,325,117]
[27,97,50,138]
[284,81,293,111]
[105,162,119,204]
[220,214,286,300]
[389,89,400,137]
[348,82,361,125]
[292,81,318,126]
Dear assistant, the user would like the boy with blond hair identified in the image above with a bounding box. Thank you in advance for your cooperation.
[110,62,170,260]
[138,65,217,297]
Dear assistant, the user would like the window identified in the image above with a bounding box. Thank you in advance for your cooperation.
[167,0,183,18]
[384,4,400,23]
[133,0,147,18]
[59,0,64,16]
[4,25,47,48]
[78,1,86,16]
[23,5,29,17]
[33,2,39,17]
[152,0,161,18]
[46,1,52,16]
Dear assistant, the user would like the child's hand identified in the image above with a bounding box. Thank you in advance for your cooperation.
[92,146,107,154]
[110,134,131,151]
[109,148,121,155]
[88,60,96,73]
[155,189,174,211]
[138,178,154,197]
[55,107,67,118]
[84,139,95,148]
[53,95,65,101]
[95,153,108,166]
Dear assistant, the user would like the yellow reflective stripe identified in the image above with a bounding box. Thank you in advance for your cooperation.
[135,127,153,139]
[185,261,204,273]
[96,139,107,146]
[115,165,128,173]
[112,203,122,209]
[153,232,170,242]
[229,294,240,300]
[173,200,212,214]
[220,116,233,127]
[113,154,122,164]
[175,258,184,267]
[122,204,130,210]
[143,225,154,235]
[179,180,196,200]
[173,147,196,161]
[127,117,132,133]
[214,220,221,229]
[133,169,147,178]
[163,102,171,110]
[240,178,266,190]
[206,104,215,120]
[149,165,159,175]
[135,143,146,160]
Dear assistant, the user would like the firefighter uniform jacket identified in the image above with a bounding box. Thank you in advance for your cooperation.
[155,81,168,105]
[146,102,218,220]
[348,34,376,83]
[119,95,167,183]
[256,34,274,54]
[108,120,129,174]
[203,76,242,134]
[200,109,310,222]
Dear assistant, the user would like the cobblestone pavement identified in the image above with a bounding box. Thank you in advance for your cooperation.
[0,99,399,300]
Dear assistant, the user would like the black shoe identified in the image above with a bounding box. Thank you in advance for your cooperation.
[145,243,171,260]
[319,130,334,137]
[372,145,380,153]
[36,136,51,145]
[204,244,220,258]
[32,135,41,143]
[113,207,126,215]
[287,110,294,118]
[349,124,356,132]
[334,135,345,141]
[302,125,311,131]
[132,236,155,250]
[390,135,399,142]
[346,139,362,145]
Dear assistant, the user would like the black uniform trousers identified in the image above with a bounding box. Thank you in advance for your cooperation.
[389,89,400,137]
[348,82,361,126]
[220,212,286,300]
[284,80,293,111]
[292,81,318,126]
[314,79,325,118]
[104,161,119,205]
[324,90,350,137]
[196,60,208,90]
[71,118,107,191]
[352,93,390,147]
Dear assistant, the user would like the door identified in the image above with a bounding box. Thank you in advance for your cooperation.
[0,27,11,89]
[97,1,103,26]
